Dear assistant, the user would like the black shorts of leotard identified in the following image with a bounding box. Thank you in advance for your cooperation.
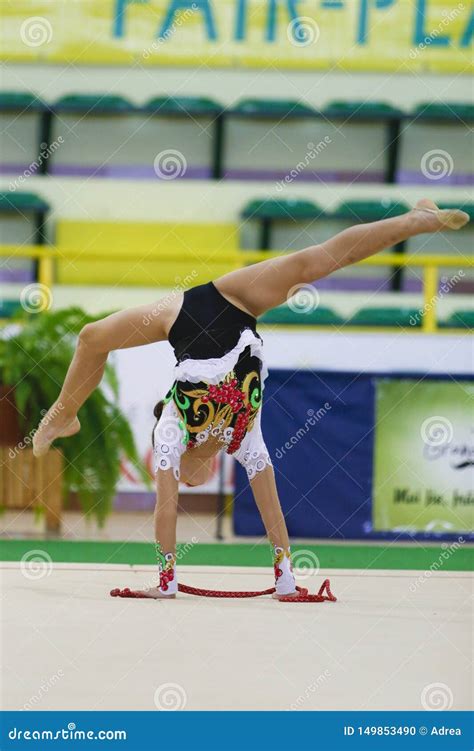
[168,281,259,363]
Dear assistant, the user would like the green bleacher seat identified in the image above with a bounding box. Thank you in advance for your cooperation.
[332,200,409,222]
[259,305,343,326]
[54,94,135,114]
[144,96,221,117]
[349,307,421,327]
[0,191,49,213]
[441,310,474,329]
[0,92,45,112]
[242,198,323,220]
[232,99,316,119]
[323,101,403,120]
[0,300,23,318]
[411,102,474,122]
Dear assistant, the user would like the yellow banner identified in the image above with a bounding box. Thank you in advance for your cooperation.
[0,0,472,72]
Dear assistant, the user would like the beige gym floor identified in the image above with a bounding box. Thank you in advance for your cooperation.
[1,562,471,712]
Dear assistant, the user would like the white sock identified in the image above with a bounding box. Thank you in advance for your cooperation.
[273,545,297,595]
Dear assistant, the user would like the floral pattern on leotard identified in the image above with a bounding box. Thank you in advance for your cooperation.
[164,364,262,455]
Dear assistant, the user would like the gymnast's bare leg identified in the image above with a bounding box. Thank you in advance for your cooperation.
[33,302,177,456]
[214,199,468,317]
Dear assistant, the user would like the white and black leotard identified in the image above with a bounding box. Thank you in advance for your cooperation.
[153,281,272,481]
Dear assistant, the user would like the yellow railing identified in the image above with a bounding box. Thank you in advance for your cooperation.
[1,245,472,333]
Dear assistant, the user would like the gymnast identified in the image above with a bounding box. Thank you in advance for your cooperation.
[33,200,468,599]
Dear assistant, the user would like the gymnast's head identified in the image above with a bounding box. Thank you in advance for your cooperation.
[152,399,214,487]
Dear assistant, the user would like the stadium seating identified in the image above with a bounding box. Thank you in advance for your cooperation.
[48,93,217,179]
[397,101,474,185]
[241,198,324,249]
[0,92,47,176]
[2,91,472,186]
[0,81,472,334]
[0,191,49,282]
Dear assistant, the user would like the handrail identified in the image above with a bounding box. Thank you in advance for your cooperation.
[0,244,472,267]
[1,244,472,334]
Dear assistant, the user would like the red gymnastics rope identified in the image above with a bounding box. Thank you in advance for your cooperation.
[110,579,336,603]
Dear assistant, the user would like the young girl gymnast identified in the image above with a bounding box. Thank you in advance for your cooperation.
[33,200,468,599]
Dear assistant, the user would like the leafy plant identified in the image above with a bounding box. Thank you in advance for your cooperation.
[0,307,151,525]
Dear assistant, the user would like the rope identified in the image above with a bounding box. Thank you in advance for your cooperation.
[110,579,336,603]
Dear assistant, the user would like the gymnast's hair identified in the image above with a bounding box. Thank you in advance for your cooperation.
[151,399,164,448]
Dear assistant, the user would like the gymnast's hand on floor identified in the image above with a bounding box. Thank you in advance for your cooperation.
[110,586,176,599]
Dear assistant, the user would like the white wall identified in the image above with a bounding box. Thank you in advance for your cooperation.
[0,175,470,227]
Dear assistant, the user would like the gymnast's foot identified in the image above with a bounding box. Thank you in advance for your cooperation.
[33,402,80,457]
[413,199,469,232]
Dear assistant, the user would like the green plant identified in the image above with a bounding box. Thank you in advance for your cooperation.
[0,307,151,525]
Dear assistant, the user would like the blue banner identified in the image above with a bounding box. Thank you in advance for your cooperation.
[235,369,374,539]
[0,711,472,750]
[233,369,474,541]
